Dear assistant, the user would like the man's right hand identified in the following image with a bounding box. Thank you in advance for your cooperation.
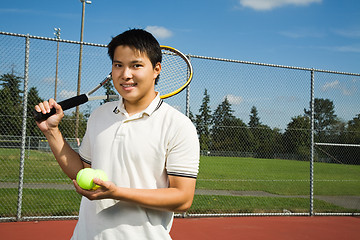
[34,98,64,132]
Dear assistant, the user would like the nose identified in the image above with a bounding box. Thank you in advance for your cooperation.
[121,67,132,80]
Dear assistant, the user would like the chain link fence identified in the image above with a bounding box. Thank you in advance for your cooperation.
[0,31,359,221]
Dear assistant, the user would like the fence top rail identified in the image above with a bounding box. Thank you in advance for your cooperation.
[0,31,107,48]
[189,54,360,76]
[1,31,360,77]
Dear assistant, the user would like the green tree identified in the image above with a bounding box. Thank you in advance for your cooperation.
[195,89,212,151]
[346,114,360,143]
[248,106,261,153]
[304,98,338,141]
[102,80,117,104]
[211,97,234,151]
[283,115,310,159]
[0,72,23,135]
[338,114,360,164]
[26,87,43,137]
[248,106,261,128]
[211,97,253,152]
[254,124,284,158]
[60,111,87,139]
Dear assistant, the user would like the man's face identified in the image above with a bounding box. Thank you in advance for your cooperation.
[111,45,161,104]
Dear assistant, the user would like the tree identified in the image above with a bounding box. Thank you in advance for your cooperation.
[283,115,310,159]
[337,114,360,164]
[211,97,234,151]
[102,80,117,104]
[304,98,338,141]
[346,114,360,143]
[0,72,23,105]
[195,89,212,151]
[248,106,261,128]
[248,106,261,153]
[26,87,43,137]
[211,97,253,152]
[0,72,23,136]
[60,111,87,139]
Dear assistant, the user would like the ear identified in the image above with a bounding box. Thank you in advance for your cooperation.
[153,62,161,80]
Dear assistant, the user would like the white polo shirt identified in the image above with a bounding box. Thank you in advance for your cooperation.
[71,94,200,240]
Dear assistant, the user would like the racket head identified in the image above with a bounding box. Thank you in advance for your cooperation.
[157,46,193,99]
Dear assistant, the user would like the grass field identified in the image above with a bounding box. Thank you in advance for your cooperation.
[1,148,359,217]
[197,156,360,196]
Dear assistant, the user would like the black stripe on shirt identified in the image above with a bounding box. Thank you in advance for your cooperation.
[154,99,163,112]
[80,156,92,166]
[167,171,197,179]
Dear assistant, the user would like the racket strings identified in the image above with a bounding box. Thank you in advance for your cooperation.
[156,49,191,96]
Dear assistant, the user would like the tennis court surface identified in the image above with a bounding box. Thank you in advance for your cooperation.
[1,216,359,239]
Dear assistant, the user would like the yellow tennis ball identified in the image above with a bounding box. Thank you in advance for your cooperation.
[76,168,96,190]
[92,169,108,190]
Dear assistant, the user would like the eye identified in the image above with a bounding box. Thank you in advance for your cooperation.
[133,64,143,68]
[113,63,122,68]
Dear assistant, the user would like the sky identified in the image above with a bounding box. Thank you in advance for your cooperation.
[1,0,359,72]
[0,0,359,129]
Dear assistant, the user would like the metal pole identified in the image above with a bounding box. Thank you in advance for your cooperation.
[75,0,91,138]
[17,34,30,221]
[309,70,315,216]
[75,2,85,138]
[54,28,61,101]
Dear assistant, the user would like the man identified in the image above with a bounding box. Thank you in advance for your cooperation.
[35,29,199,239]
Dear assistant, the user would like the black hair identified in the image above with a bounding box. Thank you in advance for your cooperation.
[107,29,162,83]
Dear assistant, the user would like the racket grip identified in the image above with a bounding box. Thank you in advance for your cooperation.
[33,94,89,121]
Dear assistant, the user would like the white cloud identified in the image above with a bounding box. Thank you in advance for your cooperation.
[225,94,243,105]
[321,80,357,96]
[321,80,340,92]
[280,29,324,39]
[333,45,360,53]
[58,89,77,100]
[145,26,173,39]
[42,77,55,84]
[238,0,322,11]
[42,76,62,87]
[333,29,360,38]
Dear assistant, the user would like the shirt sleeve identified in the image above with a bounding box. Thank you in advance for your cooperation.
[166,116,200,179]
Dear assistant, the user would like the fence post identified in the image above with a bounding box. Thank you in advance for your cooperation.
[309,69,315,216]
[16,34,30,221]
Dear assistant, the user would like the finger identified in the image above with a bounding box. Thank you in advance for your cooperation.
[43,101,51,113]
[35,102,44,114]
[93,178,111,190]
[53,100,64,115]
[93,178,103,187]
[34,104,41,113]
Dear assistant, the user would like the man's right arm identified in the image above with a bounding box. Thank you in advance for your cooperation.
[35,99,85,180]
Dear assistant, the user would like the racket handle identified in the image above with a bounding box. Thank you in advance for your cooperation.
[33,94,89,121]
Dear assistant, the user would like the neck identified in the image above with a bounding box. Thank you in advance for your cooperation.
[124,92,157,116]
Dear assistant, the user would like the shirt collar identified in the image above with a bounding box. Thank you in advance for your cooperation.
[115,92,163,117]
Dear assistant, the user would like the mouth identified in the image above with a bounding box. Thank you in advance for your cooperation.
[120,83,137,90]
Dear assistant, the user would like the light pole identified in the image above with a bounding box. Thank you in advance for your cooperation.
[75,0,91,138]
[54,27,61,101]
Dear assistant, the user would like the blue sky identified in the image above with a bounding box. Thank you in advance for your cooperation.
[1,0,359,128]
[1,0,359,72]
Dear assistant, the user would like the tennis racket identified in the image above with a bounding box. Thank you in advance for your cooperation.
[33,45,193,121]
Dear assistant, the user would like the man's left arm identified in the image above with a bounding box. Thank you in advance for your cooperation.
[73,175,196,212]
